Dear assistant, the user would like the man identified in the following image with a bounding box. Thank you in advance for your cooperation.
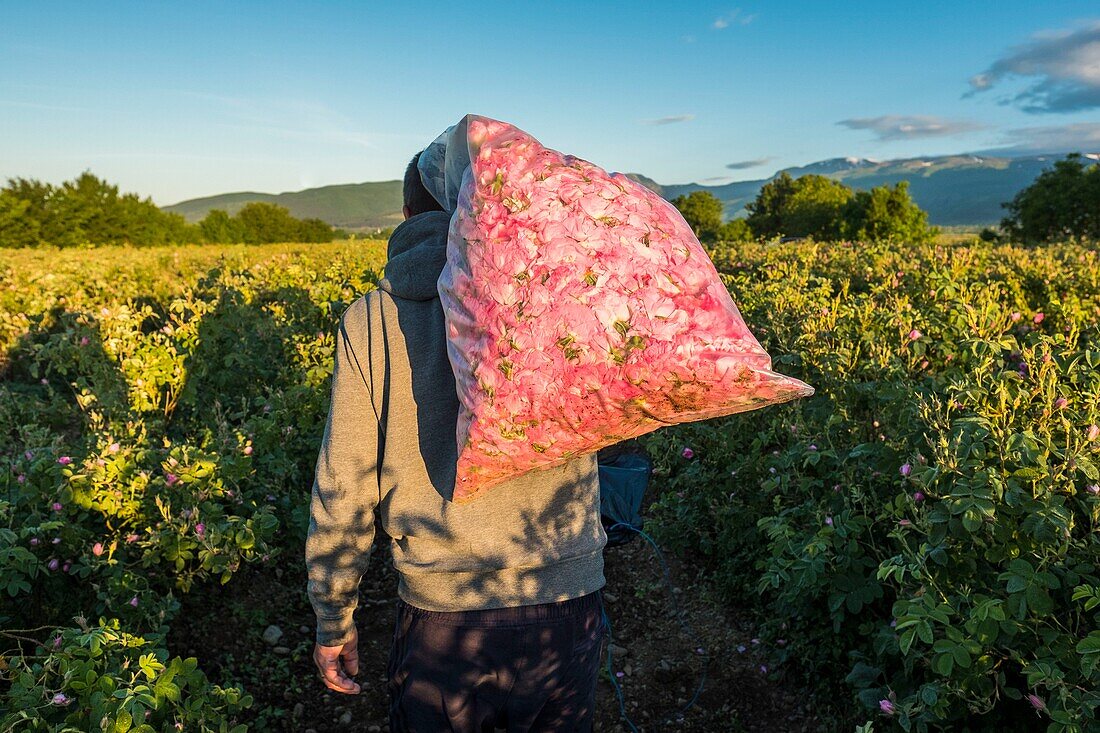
[305,151,610,732]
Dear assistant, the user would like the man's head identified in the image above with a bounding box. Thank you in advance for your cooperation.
[403,151,445,220]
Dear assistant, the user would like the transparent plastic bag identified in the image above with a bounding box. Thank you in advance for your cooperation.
[423,115,814,502]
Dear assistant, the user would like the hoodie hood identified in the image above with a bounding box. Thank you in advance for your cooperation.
[379,210,451,301]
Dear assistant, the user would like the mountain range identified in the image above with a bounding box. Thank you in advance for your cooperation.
[163,152,1099,231]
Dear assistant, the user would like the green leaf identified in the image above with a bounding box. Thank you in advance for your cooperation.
[1077,632,1100,655]
[1026,585,1054,616]
[110,709,133,733]
[899,629,916,656]
[933,653,954,676]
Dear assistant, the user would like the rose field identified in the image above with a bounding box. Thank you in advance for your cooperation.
[0,236,1098,732]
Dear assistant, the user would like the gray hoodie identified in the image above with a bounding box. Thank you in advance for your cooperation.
[305,210,607,646]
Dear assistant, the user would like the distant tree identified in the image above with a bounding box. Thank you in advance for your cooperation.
[1001,153,1100,244]
[297,217,337,243]
[843,181,936,243]
[0,189,40,248]
[744,172,796,239]
[235,202,304,244]
[746,172,852,240]
[1,171,198,247]
[978,227,1000,243]
[717,218,753,242]
[671,190,724,243]
[198,209,240,243]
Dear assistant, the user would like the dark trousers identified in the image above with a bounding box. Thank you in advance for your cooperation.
[386,590,607,733]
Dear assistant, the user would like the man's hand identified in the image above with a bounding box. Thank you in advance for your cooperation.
[313,628,362,694]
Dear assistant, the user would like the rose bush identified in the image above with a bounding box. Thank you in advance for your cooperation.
[1,242,385,731]
[646,239,1100,732]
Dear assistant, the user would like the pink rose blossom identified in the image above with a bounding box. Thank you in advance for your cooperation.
[1026,693,1045,711]
[16,474,25,483]
[1088,425,1100,442]
[57,456,72,465]
[243,445,253,455]
[129,595,139,607]
[879,699,896,715]
[908,329,921,340]
[165,473,178,486]
[92,542,104,556]
[1053,397,1068,409]
[24,450,33,460]
[195,523,205,537]
[51,502,62,512]
[897,519,912,527]
[108,443,120,454]
[913,492,925,502]
[51,537,60,544]
[1032,313,1044,324]
[1086,484,1099,496]
[79,336,89,346]
[681,447,694,459]
[1010,311,1021,322]
[900,463,912,477]
[825,516,833,526]
[62,561,71,572]
[30,537,39,546]
[126,533,139,543]
[47,559,59,571]
[51,692,70,705]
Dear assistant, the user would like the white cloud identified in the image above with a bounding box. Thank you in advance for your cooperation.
[712,9,755,30]
[725,156,774,170]
[838,115,988,141]
[643,114,695,125]
[967,21,1100,112]
[978,122,1100,155]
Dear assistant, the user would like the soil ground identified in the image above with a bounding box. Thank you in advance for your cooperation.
[170,524,827,732]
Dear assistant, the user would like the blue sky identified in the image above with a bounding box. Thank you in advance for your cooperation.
[2,1,1098,204]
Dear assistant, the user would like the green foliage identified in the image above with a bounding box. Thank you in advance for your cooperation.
[747,172,853,240]
[746,172,937,243]
[0,173,341,249]
[0,241,386,728]
[844,181,938,244]
[718,218,753,243]
[1001,154,1100,245]
[643,239,1100,731]
[198,209,240,245]
[1,618,252,732]
[0,173,197,249]
[197,203,336,244]
[671,190,725,243]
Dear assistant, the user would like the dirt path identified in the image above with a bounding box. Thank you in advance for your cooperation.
[170,526,822,732]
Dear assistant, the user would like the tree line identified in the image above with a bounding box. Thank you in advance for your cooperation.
[3,155,1095,249]
[672,152,1099,246]
[0,172,340,248]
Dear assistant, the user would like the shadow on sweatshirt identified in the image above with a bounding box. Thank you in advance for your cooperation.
[305,210,608,647]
